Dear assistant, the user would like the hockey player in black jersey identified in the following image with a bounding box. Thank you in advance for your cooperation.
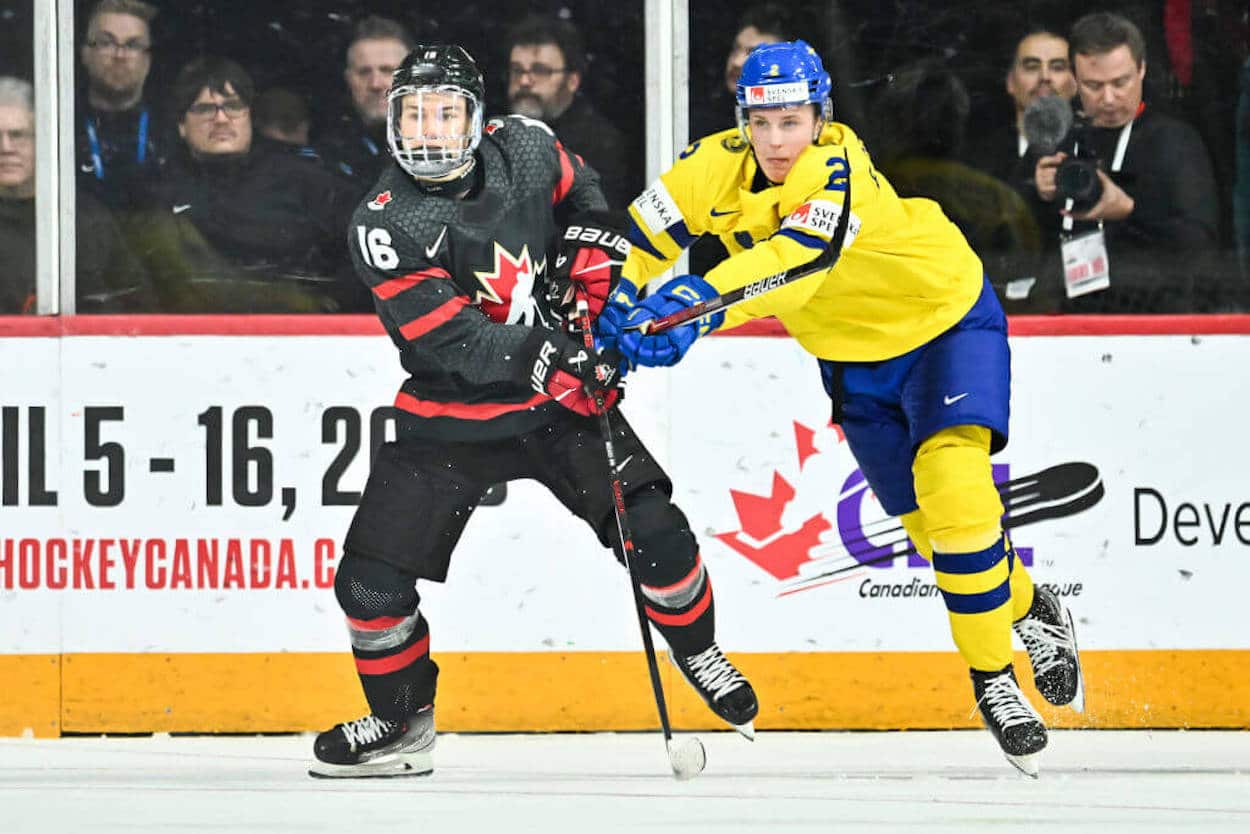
[309,44,758,778]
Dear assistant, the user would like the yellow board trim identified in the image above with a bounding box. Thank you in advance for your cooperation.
[0,655,60,737]
[5,649,1245,736]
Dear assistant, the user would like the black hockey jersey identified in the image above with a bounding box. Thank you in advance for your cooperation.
[348,115,608,441]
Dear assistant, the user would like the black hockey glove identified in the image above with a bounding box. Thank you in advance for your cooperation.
[548,210,632,323]
[524,330,623,417]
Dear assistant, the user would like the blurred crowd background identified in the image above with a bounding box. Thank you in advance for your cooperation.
[0,0,1247,316]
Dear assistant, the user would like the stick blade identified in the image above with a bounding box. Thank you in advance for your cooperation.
[667,737,707,780]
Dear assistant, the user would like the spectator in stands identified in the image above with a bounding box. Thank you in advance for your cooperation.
[969,28,1078,185]
[0,76,152,314]
[1031,12,1220,312]
[870,61,1040,306]
[962,28,1077,310]
[689,4,793,140]
[130,57,366,313]
[77,0,164,211]
[254,87,312,148]
[504,14,635,207]
[320,15,414,191]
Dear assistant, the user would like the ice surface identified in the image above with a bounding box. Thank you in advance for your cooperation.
[1,730,1247,833]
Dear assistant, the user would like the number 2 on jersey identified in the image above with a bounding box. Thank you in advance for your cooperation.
[356,226,399,270]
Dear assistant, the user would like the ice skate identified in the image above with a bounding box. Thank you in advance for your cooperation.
[670,642,758,740]
[1014,584,1085,711]
[309,706,435,778]
[971,665,1047,778]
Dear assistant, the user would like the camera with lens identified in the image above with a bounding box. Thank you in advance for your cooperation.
[1054,118,1103,210]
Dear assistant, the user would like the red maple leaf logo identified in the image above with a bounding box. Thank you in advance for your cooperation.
[473,243,537,323]
[713,421,845,581]
[368,190,392,211]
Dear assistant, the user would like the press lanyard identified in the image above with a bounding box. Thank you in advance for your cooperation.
[86,108,149,181]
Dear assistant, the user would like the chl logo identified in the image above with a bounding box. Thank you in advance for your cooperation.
[713,420,1035,594]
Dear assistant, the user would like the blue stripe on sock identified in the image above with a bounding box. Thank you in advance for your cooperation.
[932,538,1005,575]
[939,577,1012,614]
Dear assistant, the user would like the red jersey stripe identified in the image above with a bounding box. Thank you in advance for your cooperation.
[644,582,713,627]
[398,297,468,340]
[373,268,451,300]
[551,141,575,204]
[355,634,430,676]
[394,390,550,420]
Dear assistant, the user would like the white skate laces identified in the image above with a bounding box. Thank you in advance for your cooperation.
[340,715,395,750]
[1015,616,1073,677]
[683,644,747,701]
[971,672,1042,729]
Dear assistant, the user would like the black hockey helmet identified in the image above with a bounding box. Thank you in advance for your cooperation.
[386,44,485,182]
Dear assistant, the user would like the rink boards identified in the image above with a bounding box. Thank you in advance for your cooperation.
[1,315,1248,736]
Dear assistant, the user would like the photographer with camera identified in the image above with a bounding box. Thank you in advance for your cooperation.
[1031,12,1218,312]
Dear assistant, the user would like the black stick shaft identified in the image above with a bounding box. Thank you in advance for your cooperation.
[574,303,675,744]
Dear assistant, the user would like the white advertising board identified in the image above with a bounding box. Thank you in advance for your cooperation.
[1,330,1247,654]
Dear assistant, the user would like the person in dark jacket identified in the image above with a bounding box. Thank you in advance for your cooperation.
[319,15,415,193]
[132,57,367,313]
[76,0,166,212]
[1031,12,1220,312]
[504,15,637,207]
[1,76,152,314]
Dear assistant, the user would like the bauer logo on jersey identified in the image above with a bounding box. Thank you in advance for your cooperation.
[745,81,809,106]
[367,190,393,211]
[632,181,682,235]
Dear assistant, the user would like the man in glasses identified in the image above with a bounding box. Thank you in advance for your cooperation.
[130,57,365,313]
[77,0,164,211]
[504,15,636,207]
[1,76,152,314]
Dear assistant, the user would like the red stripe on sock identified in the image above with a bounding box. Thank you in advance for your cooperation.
[645,582,712,627]
[346,614,408,631]
[642,556,703,595]
[355,634,430,676]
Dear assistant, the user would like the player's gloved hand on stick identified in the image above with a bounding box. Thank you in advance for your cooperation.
[616,274,724,367]
[549,211,632,324]
[593,276,639,353]
[526,331,623,416]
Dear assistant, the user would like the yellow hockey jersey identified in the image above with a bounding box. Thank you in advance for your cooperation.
[623,124,984,362]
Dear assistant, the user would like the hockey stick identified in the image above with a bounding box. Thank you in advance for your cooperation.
[630,148,852,336]
[780,462,1104,594]
[572,301,706,781]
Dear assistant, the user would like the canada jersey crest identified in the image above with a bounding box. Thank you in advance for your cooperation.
[472,242,546,324]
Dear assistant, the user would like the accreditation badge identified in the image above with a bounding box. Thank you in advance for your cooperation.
[1060,229,1111,298]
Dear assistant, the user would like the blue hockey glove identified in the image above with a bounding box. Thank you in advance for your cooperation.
[616,274,724,367]
[593,276,639,352]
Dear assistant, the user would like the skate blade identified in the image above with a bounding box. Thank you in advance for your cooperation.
[308,751,433,779]
[1004,751,1040,779]
[734,720,756,741]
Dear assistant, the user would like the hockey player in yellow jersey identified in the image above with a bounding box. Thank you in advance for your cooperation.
[596,40,1085,776]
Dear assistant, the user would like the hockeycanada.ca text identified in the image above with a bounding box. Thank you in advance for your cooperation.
[0,537,339,590]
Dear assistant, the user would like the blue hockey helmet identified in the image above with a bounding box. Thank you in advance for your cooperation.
[734,40,833,142]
